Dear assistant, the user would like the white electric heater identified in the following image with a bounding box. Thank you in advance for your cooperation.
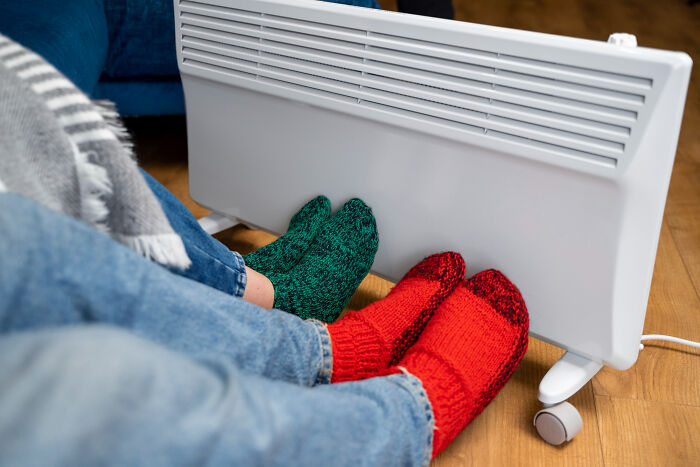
[174,0,692,443]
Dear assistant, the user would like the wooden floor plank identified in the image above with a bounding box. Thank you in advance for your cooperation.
[666,159,700,298]
[592,223,700,407]
[595,395,700,467]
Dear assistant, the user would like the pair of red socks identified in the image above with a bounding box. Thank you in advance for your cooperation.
[325,252,529,458]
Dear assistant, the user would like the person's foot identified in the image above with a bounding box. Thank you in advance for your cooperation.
[395,270,529,457]
[244,196,330,275]
[268,198,379,322]
[328,252,465,382]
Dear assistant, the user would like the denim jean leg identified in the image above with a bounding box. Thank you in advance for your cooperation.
[0,193,324,386]
[139,168,246,297]
[0,325,433,467]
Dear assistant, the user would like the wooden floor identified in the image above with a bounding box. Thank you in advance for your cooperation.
[137,0,700,465]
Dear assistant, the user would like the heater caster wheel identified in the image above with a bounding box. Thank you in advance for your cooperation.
[534,401,582,445]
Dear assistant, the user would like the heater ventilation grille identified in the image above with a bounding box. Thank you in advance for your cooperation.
[179,0,655,168]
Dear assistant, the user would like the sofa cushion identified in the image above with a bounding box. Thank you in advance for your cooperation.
[93,78,185,116]
[0,0,108,93]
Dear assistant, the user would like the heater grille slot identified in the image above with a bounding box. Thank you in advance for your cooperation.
[178,0,656,169]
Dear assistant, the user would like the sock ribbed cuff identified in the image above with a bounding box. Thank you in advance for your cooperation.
[400,350,472,456]
[329,315,386,383]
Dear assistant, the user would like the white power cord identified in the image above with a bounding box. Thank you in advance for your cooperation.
[639,334,700,351]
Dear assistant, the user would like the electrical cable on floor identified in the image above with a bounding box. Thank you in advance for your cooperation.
[639,334,700,351]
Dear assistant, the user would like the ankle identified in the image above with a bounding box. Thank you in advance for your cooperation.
[242,266,275,309]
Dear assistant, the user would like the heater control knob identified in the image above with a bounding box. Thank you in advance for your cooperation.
[608,33,638,47]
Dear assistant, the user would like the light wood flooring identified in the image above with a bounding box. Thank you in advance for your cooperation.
[136,0,700,465]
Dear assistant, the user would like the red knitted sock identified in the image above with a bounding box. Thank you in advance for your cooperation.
[396,270,529,458]
[327,252,465,383]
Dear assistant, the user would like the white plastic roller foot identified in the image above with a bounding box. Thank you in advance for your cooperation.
[538,351,602,405]
[534,401,583,445]
[534,351,602,444]
[198,212,239,235]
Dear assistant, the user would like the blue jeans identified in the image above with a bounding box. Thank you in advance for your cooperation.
[0,192,434,466]
[140,168,247,298]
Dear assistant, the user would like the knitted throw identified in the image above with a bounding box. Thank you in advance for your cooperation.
[0,34,190,269]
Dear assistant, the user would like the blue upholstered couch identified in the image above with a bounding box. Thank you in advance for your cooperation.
[0,0,380,116]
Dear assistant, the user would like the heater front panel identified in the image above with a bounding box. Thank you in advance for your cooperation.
[184,76,621,364]
[178,0,691,370]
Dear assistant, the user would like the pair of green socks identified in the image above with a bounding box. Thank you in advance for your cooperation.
[244,196,379,323]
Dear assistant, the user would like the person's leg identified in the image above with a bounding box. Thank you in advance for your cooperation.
[0,192,327,386]
[0,193,463,389]
[140,169,339,309]
[242,266,274,309]
[140,171,380,318]
[139,169,277,307]
[0,325,433,466]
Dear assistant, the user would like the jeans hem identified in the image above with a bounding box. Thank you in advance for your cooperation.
[394,370,435,466]
[308,319,333,385]
[229,251,247,298]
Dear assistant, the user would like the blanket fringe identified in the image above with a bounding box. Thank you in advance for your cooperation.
[113,233,192,270]
[89,99,191,269]
[71,142,113,234]
[92,99,135,159]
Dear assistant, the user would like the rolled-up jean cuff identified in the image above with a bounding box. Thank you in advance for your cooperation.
[308,319,333,385]
[391,370,435,466]
[227,250,247,298]
[187,242,248,298]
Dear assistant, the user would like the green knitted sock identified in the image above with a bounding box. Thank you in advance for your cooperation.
[269,198,379,322]
[244,196,330,275]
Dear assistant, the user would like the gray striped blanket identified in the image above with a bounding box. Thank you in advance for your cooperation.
[0,33,191,269]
